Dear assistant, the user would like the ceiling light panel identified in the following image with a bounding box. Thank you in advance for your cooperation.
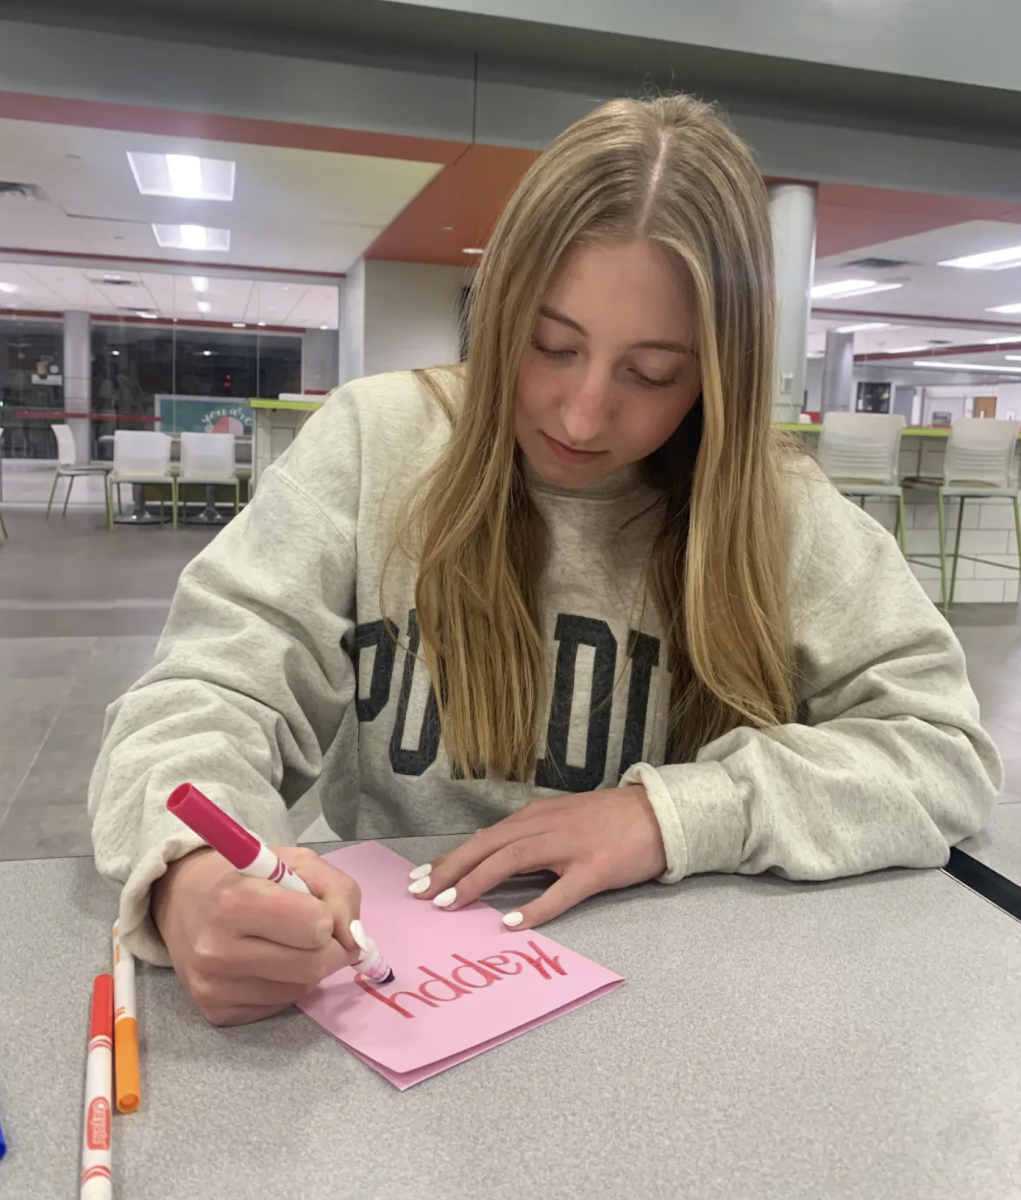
[811,279,903,299]
[128,152,236,201]
[939,245,1021,270]
[834,322,893,333]
[152,224,231,252]
[986,303,1021,314]
[912,360,1021,374]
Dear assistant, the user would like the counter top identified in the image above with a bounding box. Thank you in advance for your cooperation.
[961,802,1021,883]
[777,423,1021,437]
[250,398,324,411]
[3,837,1021,1199]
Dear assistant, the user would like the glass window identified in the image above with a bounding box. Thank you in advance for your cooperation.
[0,317,65,460]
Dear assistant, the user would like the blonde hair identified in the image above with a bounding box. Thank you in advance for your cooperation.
[406,94,798,781]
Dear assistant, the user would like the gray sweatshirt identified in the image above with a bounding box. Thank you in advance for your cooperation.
[88,371,1003,965]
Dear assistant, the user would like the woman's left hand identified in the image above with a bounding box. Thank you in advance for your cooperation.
[408,785,667,928]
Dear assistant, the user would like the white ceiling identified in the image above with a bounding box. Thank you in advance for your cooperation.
[0,262,337,327]
[0,117,442,272]
[813,220,1021,327]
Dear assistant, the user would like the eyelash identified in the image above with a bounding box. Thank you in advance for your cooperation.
[530,337,677,391]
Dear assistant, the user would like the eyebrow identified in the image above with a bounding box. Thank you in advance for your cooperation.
[538,304,695,355]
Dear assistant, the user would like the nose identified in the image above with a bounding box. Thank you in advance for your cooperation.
[559,364,612,446]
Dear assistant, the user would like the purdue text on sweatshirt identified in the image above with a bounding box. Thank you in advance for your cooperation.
[88,372,1002,964]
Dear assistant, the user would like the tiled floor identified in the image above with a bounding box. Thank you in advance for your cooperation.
[0,498,1019,863]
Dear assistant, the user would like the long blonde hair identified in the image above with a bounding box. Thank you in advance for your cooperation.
[407,94,798,781]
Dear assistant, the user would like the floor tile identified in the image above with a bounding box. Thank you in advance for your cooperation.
[0,637,96,679]
[0,798,94,860]
[0,677,73,749]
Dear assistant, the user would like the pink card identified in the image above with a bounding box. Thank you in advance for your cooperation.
[298,841,624,1089]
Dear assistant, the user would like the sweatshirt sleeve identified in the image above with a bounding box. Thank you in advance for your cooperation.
[621,485,1003,885]
[88,439,359,965]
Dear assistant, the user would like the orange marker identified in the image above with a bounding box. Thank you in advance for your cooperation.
[112,921,140,1114]
[81,974,113,1200]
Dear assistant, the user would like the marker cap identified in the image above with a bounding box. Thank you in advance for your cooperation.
[90,975,114,1041]
[167,783,260,871]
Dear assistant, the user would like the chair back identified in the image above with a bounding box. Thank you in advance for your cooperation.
[818,412,905,486]
[113,431,172,478]
[944,418,1021,489]
[52,423,80,467]
[179,432,236,480]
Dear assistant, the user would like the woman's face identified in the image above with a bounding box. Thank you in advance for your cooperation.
[515,238,703,489]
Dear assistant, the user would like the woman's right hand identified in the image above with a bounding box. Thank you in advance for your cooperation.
[151,845,362,1026]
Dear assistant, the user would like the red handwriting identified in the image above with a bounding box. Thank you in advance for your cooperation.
[355,941,566,1019]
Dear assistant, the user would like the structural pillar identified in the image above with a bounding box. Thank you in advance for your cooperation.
[820,330,855,412]
[63,310,91,462]
[338,259,365,386]
[768,183,817,423]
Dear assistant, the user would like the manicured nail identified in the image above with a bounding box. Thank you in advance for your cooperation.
[409,863,432,881]
[349,919,369,952]
[502,911,525,928]
[433,887,457,908]
[408,877,431,895]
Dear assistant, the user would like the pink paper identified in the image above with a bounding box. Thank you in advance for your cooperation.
[298,841,624,1089]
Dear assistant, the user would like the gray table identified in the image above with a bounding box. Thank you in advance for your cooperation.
[3,838,1021,1200]
[961,802,1021,882]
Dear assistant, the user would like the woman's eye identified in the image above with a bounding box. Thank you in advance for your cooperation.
[629,368,677,390]
[531,337,575,360]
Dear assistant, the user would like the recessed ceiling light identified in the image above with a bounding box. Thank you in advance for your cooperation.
[111,350,120,356]
[462,247,485,256]
[834,322,893,333]
[202,350,213,356]
[811,279,903,299]
[939,245,1021,271]
[0,282,17,294]
[319,323,329,330]
[911,360,1021,374]
[881,345,932,354]
[807,352,824,358]
[257,321,266,327]
[138,311,158,320]
[191,276,210,293]
[197,301,211,313]
[103,274,122,282]
[1005,355,1021,362]
[152,224,231,252]
[983,335,1021,343]
[127,151,236,201]
[233,322,245,328]
[986,303,1021,314]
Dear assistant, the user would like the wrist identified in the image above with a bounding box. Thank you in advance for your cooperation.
[151,847,215,937]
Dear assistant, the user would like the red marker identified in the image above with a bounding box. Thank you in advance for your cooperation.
[80,974,113,1200]
[168,783,313,894]
[166,784,393,984]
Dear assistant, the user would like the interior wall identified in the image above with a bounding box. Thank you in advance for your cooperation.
[362,261,468,377]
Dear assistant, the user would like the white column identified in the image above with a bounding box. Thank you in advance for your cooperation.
[768,183,817,423]
[820,330,855,412]
[63,310,91,462]
[338,258,365,385]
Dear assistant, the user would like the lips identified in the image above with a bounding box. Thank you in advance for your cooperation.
[541,432,606,465]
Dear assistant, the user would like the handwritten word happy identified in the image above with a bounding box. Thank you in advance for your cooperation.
[355,941,566,1019]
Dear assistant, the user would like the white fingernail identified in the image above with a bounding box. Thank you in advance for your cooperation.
[502,911,525,928]
[433,887,457,908]
[408,877,431,895]
[349,919,368,952]
[409,863,432,881]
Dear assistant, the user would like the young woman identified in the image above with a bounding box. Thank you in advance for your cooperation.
[89,94,1001,1026]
